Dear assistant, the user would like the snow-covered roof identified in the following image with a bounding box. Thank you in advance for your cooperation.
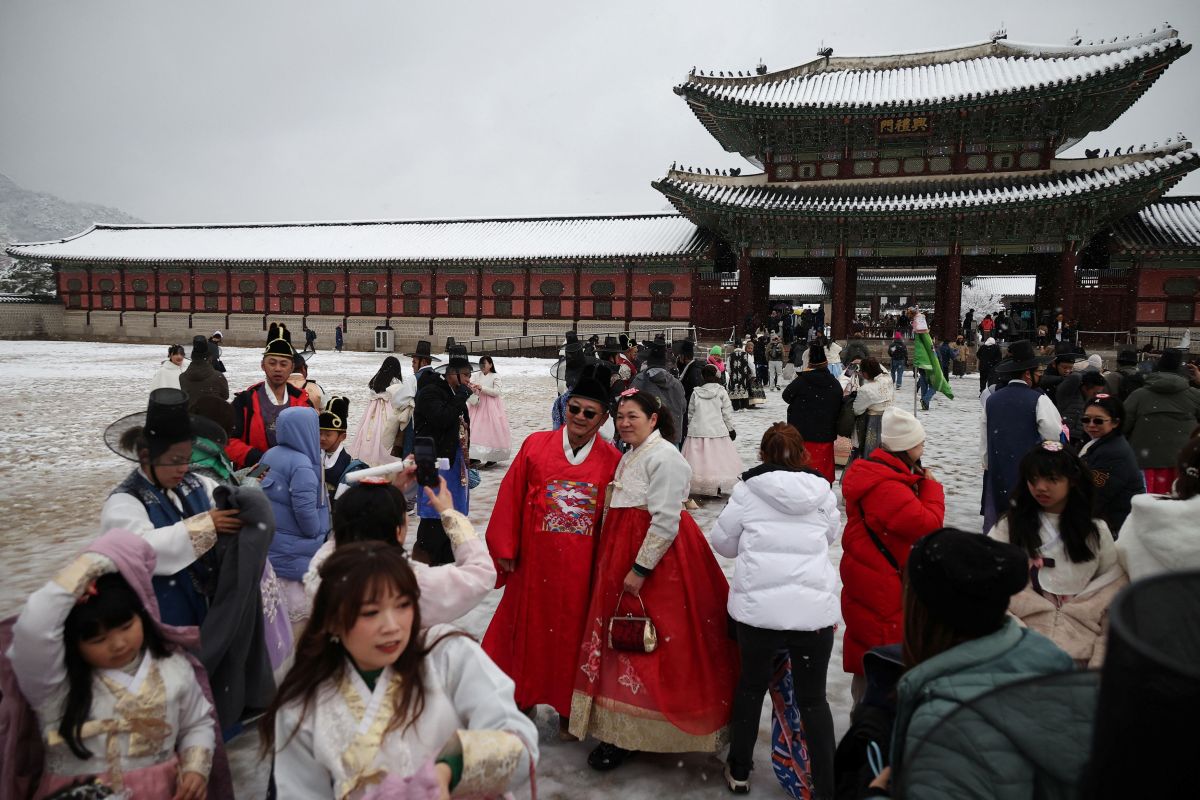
[1111,196,1200,252]
[681,27,1187,110]
[5,214,710,266]
[0,293,57,304]
[655,149,1198,215]
[768,277,825,297]
[968,276,1037,299]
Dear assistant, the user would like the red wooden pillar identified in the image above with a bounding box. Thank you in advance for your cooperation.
[1060,247,1079,323]
[939,254,963,341]
[832,255,849,339]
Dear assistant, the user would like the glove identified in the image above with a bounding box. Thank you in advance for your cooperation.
[729,430,737,441]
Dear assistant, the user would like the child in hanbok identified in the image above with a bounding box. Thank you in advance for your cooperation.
[346,357,405,467]
[682,365,743,496]
[9,530,222,799]
[468,356,511,465]
[303,474,496,625]
[263,542,538,799]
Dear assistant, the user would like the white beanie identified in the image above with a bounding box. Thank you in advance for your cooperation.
[1072,359,1090,372]
[985,337,996,346]
[882,408,925,452]
[1087,354,1103,370]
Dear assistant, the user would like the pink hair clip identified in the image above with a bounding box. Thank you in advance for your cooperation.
[1041,441,1064,452]
[618,388,640,398]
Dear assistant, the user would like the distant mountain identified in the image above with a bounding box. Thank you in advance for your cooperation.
[0,173,143,294]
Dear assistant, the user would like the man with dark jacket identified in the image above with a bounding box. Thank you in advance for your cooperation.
[227,338,311,468]
[413,344,474,565]
[1105,348,1145,401]
[180,335,229,410]
[975,337,1002,393]
[631,339,686,446]
[782,343,843,483]
[887,333,908,389]
[1037,352,1075,397]
[1124,349,1200,493]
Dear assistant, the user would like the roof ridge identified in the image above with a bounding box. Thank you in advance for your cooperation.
[87,212,689,233]
[686,26,1182,86]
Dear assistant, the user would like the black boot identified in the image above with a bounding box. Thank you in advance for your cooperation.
[588,742,636,771]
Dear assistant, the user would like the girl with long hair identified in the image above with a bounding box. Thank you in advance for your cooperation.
[1078,394,1144,533]
[712,423,840,795]
[468,355,511,465]
[10,530,221,799]
[569,390,738,772]
[345,356,406,467]
[262,542,537,799]
[301,475,495,624]
[1118,435,1200,580]
[989,443,1128,667]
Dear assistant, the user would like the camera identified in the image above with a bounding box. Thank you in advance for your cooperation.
[413,437,440,488]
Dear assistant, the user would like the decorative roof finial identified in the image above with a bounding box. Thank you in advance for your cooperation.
[756,60,767,75]
[1070,29,1082,46]
[816,42,833,59]
[991,25,1008,42]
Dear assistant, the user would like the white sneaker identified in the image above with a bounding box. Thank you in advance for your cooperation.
[724,764,750,794]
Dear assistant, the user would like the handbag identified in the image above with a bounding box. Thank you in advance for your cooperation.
[607,591,658,653]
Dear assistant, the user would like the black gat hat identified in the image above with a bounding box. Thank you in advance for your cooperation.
[105,388,228,461]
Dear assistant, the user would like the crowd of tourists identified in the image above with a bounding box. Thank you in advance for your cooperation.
[1,319,1197,799]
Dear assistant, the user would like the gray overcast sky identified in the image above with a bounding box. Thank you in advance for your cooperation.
[2,0,1198,225]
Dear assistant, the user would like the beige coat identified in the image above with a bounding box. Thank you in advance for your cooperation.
[991,514,1128,668]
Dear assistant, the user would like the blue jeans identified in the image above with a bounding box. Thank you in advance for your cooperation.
[890,358,905,388]
[916,372,937,407]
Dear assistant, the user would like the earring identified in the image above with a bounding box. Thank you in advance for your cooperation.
[330,634,340,644]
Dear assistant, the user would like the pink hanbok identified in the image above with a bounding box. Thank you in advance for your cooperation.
[345,385,401,467]
[469,371,511,463]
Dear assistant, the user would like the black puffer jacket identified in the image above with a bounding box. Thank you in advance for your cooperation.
[180,357,229,409]
[414,371,471,459]
[782,367,842,443]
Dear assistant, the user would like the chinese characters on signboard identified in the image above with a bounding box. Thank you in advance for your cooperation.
[878,116,930,135]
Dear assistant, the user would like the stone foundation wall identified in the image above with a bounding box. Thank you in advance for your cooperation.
[0,302,65,339]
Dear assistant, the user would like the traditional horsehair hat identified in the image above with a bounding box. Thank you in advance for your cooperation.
[647,337,669,367]
[319,395,351,432]
[599,335,623,355]
[570,362,613,407]
[995,340,1052,374]
[436,340,478,373]
[405,339,442,362]
[105,388,228,461]
[674,339,695,359]
[263,338,296,360]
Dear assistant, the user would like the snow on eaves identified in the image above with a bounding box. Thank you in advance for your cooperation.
[4,214,710,266]
[657,151,1198,215]
[1112,196,1200,251]
[683,33,1184,109]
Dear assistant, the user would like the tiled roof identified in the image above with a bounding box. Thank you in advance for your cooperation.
[5,214,710,265]
[654,149,1198,215]
[968,276,1037,299]
[1112,197,1200,252]
[680,28,1186,110]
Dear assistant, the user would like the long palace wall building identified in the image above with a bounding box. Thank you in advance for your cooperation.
[7,26,1200,349]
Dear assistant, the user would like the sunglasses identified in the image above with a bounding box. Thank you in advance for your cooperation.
[1081,416,1112,425]
[567,404,599,420]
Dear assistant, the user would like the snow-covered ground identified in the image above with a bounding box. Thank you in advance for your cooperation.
[0,340,986,799]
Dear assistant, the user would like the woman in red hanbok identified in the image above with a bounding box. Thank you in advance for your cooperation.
[569,389,738,771]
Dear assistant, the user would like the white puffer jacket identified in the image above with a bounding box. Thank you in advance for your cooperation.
[711,464,841,631]
[687,382,734,438]
[1117,493,1200,581]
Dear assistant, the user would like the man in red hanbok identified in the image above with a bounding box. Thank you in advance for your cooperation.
[483,364,621,736]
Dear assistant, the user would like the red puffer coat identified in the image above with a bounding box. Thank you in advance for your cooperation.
[839,449,945,673]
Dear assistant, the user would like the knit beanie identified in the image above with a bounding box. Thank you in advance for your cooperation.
[908,529,1029,637]
[709,345,723,356]
[881,408,924,452]
[1087,354,1103,370]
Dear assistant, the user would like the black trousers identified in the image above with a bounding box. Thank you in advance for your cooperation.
[728,622,835,799]
[413,517,454,566]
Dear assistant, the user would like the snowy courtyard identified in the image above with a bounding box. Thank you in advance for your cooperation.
[0,339,988,799]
